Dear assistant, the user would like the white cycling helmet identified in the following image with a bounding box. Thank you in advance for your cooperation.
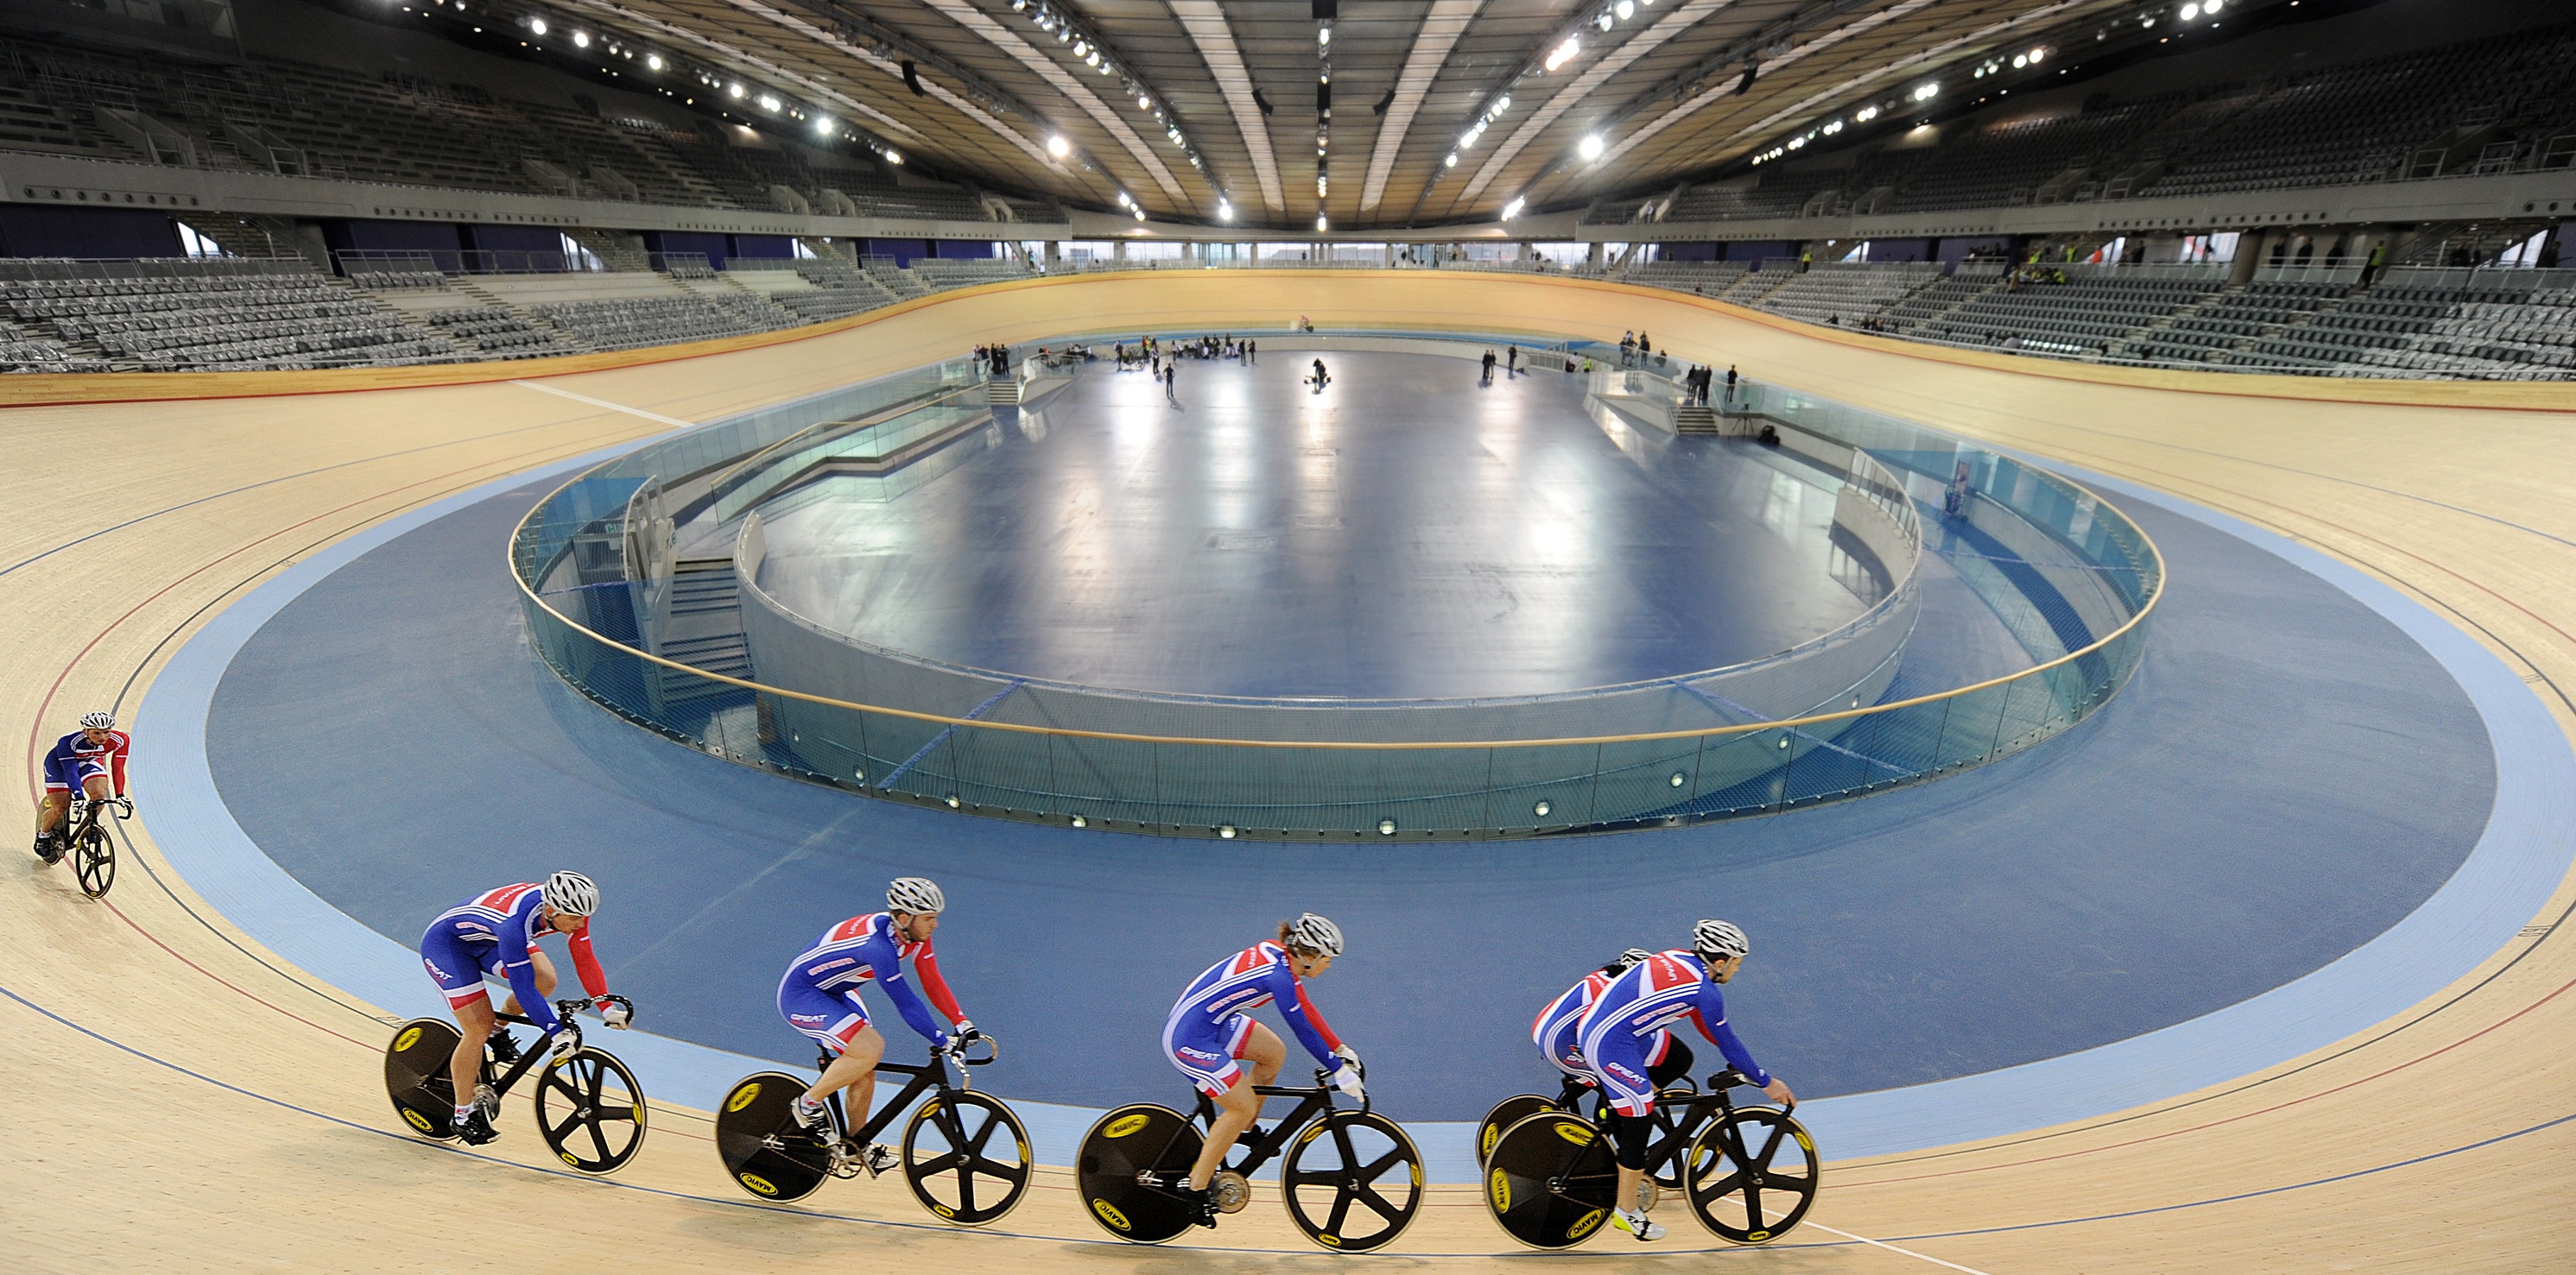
[543,870,599,917]
[1693,918,1750,963]
[1284,912,1345,957]
[887,876,946,915]
[79,710,116,731]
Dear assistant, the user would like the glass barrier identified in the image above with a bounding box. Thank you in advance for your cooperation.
[513,344,2161,839]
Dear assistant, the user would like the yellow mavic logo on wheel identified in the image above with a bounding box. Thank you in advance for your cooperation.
[1567,1208,1607,1240]
[1748,1228,1771,1241]
[560,1152,579,1167]
[395,1026,421,1052]
[1091,1199,1130,1231]
[1553,1120,1595,1146]
[1487,1168,1511,1212]
[727,1082,762,1113]
[933,1203,954,1219]
[1316,1234,1341,1247]
[1103,1114,1149,1138]
[739,1172,777,1196]
[402,1108,433,1133]
[920,1101,940,1120]
[1482,1126,1501,1156]
[1794,1131,1813,1152]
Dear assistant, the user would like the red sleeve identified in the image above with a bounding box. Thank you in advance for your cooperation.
[566,922,611,999]
[1294,979,1345,1052]
[911,941,967,1025]
[1689,1007,1718,1045]
[112,735,130,796]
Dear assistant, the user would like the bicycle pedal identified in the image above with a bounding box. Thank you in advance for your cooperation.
[1212,1171,1250,1214]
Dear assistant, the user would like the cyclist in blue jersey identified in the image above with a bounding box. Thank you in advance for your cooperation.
[1573,919,1794,1242]
[775,877,977,1177]
[1161,913,1361,1228]
[417,871,630,1145]
[1531,949,1663,1086]
[34,711,129,864]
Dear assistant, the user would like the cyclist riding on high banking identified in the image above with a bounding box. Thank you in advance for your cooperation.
[1574,919,1795,1243]
[775,876,979,1177]
[1162,913,1363,1228]
[34,710,130,864]
[417,871,631,1145]
[1531,948,1658,1087]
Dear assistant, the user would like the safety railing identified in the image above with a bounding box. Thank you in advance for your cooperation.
[510,343,2159,838]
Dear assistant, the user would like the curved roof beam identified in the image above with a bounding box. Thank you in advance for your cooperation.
[1168,0,1283,214]
[916,0,1191,205]
[1458,0,1737,206]
[1599,0,2079,170]
[572,0,921,140]
[1358,0,1482,214]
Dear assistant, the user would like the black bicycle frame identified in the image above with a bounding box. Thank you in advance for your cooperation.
[818,1042,995,1143]
[484,998,596,1097]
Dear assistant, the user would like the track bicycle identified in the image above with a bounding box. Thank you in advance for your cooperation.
[1075,1067,1424,1252]
[715,1036,1033,1225]
[48,794,126,899]
[1476,1070,1711,1190]
[1483,1069,1819,1249]
[383,995,648,1173]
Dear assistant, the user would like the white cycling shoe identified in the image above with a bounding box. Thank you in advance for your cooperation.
[1612,1209,1667,1241]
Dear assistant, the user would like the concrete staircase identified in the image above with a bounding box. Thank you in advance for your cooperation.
[658,559,753,704]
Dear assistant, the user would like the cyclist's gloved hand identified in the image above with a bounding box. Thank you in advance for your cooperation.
[114,796,134,817]
[1332,1044,1360,1070]
[953,1019,983,1043]
[598,998,631,1029]
[548,1026,583,1063]
[1332,1064,1365,1101]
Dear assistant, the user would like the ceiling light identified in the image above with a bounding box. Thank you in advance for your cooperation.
[1497,95,1511,112]
[646,54,662,70]
[886,150,902,165]
[1615,0,1634,18]
[1046,134,1070,158]
[1117,190,1131,206]
[2029,45,2048,60]
[2180,3,2198,18]
[1596,10,1612,30]
[1218,200,1233,221]
[2206,0,2223,10]
[528,17,546,35]
[729,83,745,98]
[1073,40,1087,56]
[1579,134,1604,160]
[1444,152,1458,167]
[1855,105,1879,123]
[1086,51,1100,66]
[1316,215,1328,230]
[1912,82,1939,101]
[572,31,588,47]
[1319,26,1331,46]
[1138,94,1152,109]
[814,116,833,134]
[1134,207,1147,221]
[1545,35,1581,72]
[1502,196,1525,219]
[2013,53,2028,67]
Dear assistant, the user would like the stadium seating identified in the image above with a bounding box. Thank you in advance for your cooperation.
[1753,262,1943,327]
[0,261,453,370]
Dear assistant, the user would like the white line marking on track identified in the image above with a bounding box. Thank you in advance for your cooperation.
[1808,1223,1997,1274]
[510,380,701,431]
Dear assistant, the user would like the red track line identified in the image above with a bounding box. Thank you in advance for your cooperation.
[96,895,379,1049]
[1837,971,2576,1189]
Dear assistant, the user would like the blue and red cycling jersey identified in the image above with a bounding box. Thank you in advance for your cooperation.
[1575,950,1768,1116]
[1162,940,1345,1096]
[1532,969,1620,1079]
[775,912,966,1052]
[41,729,129,796]
[418,883,609,1034]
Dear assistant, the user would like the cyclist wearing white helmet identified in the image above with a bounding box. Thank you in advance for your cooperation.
[1161,912,1362,1228]
[33,711,130,865]
[417,870,630,1145]
[1573,919,1793,1242]
[775,876,978,1177]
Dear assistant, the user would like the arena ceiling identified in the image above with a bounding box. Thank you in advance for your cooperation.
[473,0,2266,228]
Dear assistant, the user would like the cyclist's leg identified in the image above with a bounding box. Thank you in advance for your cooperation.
[814,1022,886,1124]
[421,934,499,1108]
[448,995,497,1108]
[35,791,66,837]
[783,982,877,1114]
[1187,1019,1279,1190]
[1585,1032,1662,1223]
[1646,1034,1695,1090]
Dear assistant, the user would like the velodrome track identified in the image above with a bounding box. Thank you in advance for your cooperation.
[7,271,2573,1271]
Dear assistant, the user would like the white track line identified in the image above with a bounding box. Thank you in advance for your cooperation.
[1808,1223,1997,1274]
[510,380,700,431]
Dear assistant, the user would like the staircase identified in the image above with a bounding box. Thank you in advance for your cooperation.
[658,559,753,704]
[986,376,1022,407]
[1674,403,1721,434]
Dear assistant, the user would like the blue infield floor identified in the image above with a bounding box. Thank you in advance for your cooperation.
[198,458,2497,1142]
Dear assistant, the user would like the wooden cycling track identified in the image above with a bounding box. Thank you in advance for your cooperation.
[5,271,2572,1272]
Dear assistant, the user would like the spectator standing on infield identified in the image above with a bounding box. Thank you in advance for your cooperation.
[1481,350,1497,385]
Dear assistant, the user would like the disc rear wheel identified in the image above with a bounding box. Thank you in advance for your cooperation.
[1687,1107,1820,1244]
[902,1091,1033,1225]
[714,1072,836,1202]
[1281,1109,1424,1253]
[535,1047,647,1174]
[1482,1110,1619,1250]
[1073,1103,1201,1244]
[383,1019,463,1139]
[1476,1094,1553,1167]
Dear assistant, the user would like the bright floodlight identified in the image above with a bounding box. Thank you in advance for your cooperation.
[1316,215,1329,230]
[572,31,589,48]
[814,116,833,135]
[528,17,547,35]
[1615,0,1634,19]
[1047,134,1071,158]
[646,54,663,70]
[1138,94,1152,108]
[729,83,745,98]
[1218,200,1233,221]
[1501,195,1525,220]
[1444,152,1458,167]
[1546,36,1581,72]
[1912,82,1938,101]
[1579,134,1604,161]
[886,149,902,165]
[2029,45,2048,60]
[2180,3,2199,18]
[1117,190,1131,206]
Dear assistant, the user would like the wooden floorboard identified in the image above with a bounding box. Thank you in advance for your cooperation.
[5,273,2572,1271]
